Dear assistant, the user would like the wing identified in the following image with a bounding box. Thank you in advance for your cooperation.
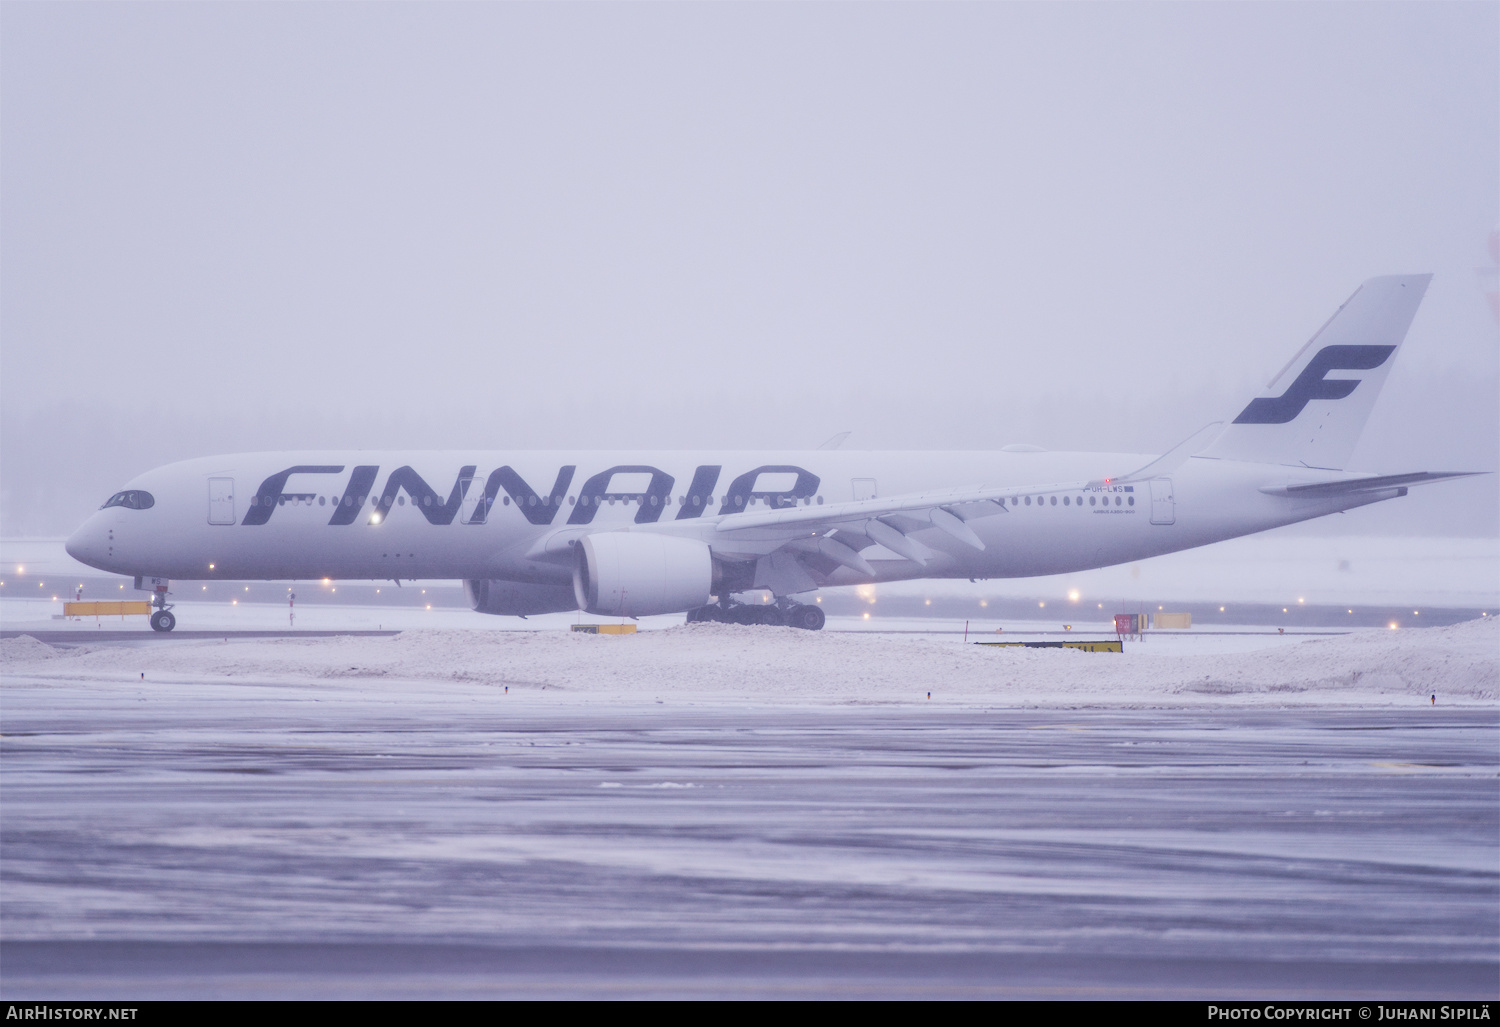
[637,476,1100,593]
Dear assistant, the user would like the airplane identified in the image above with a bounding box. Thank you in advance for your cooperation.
[65,274,1480,632]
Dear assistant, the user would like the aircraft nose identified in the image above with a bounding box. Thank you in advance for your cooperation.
[65,517,106,569]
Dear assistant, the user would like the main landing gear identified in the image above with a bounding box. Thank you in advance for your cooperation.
[686,596,825,630]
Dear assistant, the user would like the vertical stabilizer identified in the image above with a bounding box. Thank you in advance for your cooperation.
[1199,274,1430,469]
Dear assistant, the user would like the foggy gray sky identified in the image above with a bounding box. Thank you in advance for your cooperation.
[3,2,1496,538]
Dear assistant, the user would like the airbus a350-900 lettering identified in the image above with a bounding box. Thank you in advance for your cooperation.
[65,275,1477,632]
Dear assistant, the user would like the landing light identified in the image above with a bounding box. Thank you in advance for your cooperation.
[209,564,215,570]
[1068,590,1080,602]
[1388,622,1398,629]
[16,566,23,575]
[1036,601,1043,607]
[1297,598,1304,604]
[863,612,870,619]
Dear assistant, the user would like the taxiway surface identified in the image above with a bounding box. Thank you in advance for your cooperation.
[1,645,1494,998]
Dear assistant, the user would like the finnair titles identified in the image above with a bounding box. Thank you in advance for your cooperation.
[67,275,1477,631]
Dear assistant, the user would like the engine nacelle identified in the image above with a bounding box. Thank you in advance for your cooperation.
[465,578,579,617]
[573,532,713,617]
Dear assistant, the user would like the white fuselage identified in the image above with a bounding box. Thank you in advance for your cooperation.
[64,449,1389,589]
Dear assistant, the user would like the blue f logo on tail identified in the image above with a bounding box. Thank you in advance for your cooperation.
[1232,345,1396,425]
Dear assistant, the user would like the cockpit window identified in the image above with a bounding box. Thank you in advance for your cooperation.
[101,490,155,510]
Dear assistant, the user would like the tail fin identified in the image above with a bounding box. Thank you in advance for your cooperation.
[1199,274,1431,469]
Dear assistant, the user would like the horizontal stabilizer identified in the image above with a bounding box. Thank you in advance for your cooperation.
[1258,471,1483,498]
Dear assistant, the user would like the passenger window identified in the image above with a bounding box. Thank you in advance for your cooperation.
[1128,496,1135,506]
[1050,496,1057,506]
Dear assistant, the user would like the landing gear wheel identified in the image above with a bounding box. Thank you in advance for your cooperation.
[790,604,825,631]
[150,610,176,633]
[758,605,785,627]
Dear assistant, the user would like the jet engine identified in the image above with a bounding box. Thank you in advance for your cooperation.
[573,532,713,617]
[465,578,579,616]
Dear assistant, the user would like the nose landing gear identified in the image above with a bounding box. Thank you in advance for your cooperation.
[143,579,175,632]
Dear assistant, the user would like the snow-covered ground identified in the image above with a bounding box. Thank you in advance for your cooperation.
[0,595,1378,644]
[4,615,1494,707]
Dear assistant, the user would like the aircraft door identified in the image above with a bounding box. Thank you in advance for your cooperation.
[852,478,877,501]
[1149,478,1175,525]
[208,477,236,525]
[457,477,485,524]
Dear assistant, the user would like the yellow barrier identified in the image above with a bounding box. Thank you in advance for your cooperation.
[1153,612,1192,629]
[978,639,1123,653]
[571,624,637,635]
[64,601,153,619]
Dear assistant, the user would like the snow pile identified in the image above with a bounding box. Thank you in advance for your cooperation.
[1165,617,1498,699]
[2,617,1494,707]
[0,634,63,665]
